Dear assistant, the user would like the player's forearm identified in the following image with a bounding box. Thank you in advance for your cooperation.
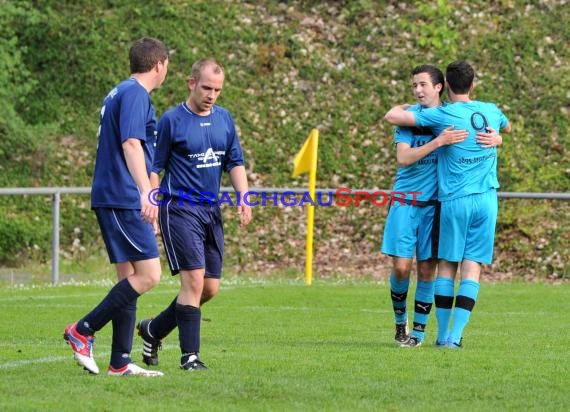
[384,105,416,126]
[123,138,152,194]
[397,140,440,167]
[229,165,249,194]
[150,172,160,189]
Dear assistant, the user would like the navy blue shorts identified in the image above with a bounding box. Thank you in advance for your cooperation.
[159,202,224,278]
[94,208,159,264]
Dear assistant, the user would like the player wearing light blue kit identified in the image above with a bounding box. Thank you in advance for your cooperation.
[416,100,509,263]
[381,65,469,348]
[136,58,252,371]
[63,37,169,376]
[385,60,511,349]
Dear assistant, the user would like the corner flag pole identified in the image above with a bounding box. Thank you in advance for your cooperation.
[292,128,319,285]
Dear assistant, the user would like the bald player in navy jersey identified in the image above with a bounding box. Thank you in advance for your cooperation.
[136,58,252,371]
[64,37,169,376]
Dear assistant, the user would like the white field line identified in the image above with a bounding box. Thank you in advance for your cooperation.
[0,289,179,302]
[0,355,72,370]
[0,344,179,370]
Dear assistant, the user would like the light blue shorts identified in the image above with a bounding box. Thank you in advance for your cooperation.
[381,201,439,261]
[438,189,498,264]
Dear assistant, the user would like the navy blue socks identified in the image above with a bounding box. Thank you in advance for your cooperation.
[77,278,140,335]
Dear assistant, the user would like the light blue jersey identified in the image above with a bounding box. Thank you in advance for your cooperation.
[381,104,441,260]
[414,101,509,201]
[393,104,439,202]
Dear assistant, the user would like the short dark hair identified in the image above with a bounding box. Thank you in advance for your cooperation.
[190,58,224,82]
[445,60,475,94]
[411,64,445,97]
[129,37,169,74]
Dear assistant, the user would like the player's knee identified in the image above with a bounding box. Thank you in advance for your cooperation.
[200,289,217,305]
[147,270,161,288]
[417,270,435,282]
[392,259,412,279]
[392,265,409,280]
[138,265,162,291]
[417,261,436,281]
[200,280,220,305]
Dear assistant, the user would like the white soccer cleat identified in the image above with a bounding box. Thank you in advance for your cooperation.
[107,363,164,377]
[63,322,100,375]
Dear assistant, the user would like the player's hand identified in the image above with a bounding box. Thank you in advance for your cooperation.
[152,219,160,236]
[476,127,502,148]
[237,204,252,227]
[437,125,468,146]
[140,191,158,224]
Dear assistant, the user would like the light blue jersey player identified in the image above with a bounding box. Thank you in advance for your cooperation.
[415,101,509,203]
[384,60,511,349]
[381,65,470,347]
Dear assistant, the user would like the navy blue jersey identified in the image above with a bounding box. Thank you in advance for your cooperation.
[91,78,157,209]
[153,102,244,203]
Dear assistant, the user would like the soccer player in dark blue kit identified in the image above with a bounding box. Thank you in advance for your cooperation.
[63,37,169,376]
[385,60,511,348]
[136,58,252,370]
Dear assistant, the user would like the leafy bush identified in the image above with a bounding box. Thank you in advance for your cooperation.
[0,0,568,278]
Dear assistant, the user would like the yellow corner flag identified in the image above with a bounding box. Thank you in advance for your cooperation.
[292,129,319,285]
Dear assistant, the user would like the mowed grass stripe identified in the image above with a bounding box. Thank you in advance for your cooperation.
[0,281,568,412]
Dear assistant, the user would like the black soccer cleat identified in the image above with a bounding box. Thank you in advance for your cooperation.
[137,319,162,366]
[399,336,422,347]
[394,322,409,345]
[180,353,208,371]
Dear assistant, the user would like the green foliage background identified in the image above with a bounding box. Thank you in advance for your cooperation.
[0,0,568,278]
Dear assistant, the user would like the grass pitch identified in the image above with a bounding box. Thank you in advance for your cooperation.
[0,278,568,411]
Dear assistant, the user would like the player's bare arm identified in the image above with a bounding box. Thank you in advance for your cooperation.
[123,137,157,224]
[229,165,252,226]
[396,126,468,167]
[150,172,160,189]
[148,172,162,235]
[384,104,416,126]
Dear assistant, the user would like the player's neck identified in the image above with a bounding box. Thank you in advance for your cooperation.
[448,91,470,103]
[130,73,154,93]
[452,95,471,102]
[447,85,472,103]
[185,99,211,116]
[424,98,442,108]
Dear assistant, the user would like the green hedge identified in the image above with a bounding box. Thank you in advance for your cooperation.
[0,0,568,278]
